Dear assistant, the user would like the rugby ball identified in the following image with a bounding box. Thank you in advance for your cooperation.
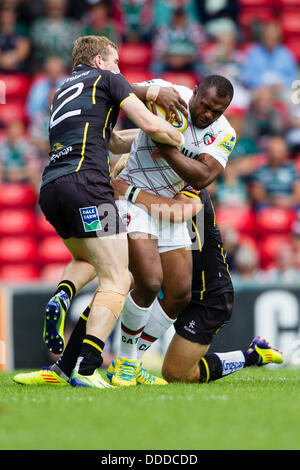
[146,102,188,133]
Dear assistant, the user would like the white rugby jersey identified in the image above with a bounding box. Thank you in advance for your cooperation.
[119,79,236,197]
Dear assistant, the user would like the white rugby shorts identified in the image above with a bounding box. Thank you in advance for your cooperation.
[116,199,191,253]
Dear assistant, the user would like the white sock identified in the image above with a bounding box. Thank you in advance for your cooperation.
[136,298,175,363]
[118,291,152,361]
[215,351,245,376]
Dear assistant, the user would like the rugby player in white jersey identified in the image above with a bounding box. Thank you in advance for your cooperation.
[13,75,236,388]
[110,75,237,386]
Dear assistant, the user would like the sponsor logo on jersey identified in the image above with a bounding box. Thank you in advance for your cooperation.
[203,133,216,145]
[217,134,236,154]
[79,206,102,232]
[49,144,73,163]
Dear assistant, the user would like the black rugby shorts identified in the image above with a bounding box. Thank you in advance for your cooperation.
[174,291,234,345]
[39,170,126,239]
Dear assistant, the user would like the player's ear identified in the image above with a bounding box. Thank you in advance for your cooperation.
[193,85,199,97]
[93,54,103,69]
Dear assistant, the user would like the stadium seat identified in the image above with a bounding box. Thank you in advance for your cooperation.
[277,0,300,8]
[238,9,275,32]
[0,74,31,101]
[256,207,297,234]
[122,70,152,84]
[238,0,275,7]
[0,101,27,126]
[238,234,259,251]
[162,72,198,89]
[0,264,40,282]
[40,264,65,282]
[215,207,256,234]
[0,208,37,236]
[36,212,56,237]
[0,237,38,264]
[259,234,293,268]
[0,183,38,209]
[119,43,152,71]
[281,11,300,37]
[39,235,72,264]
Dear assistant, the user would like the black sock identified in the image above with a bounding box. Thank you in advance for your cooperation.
[55,280,76,302]
[199,354,223,383]
[77,334,105,376]
[243,349,260,367]
[54,306,90,378]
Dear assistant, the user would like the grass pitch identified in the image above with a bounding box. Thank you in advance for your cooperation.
[1,367,300,451]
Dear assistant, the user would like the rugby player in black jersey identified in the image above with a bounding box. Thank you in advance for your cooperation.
[36,35,186,388]
[13,172,283,387]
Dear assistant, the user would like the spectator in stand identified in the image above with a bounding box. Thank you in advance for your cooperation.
[230,244,261,286]
[214,160,249,209]
[251,136,300,210]
[28,86,56,162]
[244,87,287,150]
[30,0,81,71]
[243,21,298,91]
[195,0,239,38]
[262,243,300,285]
[153,0,199,29]
[202,29,250,111]
[286,107,300,158]
[26,56,66,121]
[0,2,31,73]
[114,0,153,43]
[81,1,119,44]
[152,6,205,77]
[0,121,41,187]
[291,220,300,269]
[225,108,260,178]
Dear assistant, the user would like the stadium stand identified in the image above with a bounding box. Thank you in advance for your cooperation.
[0,0,299,283]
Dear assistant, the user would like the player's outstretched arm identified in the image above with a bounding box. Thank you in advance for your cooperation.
[121,96,184,149]
[109,128,139,154]
[155,143,224,189]
[111,178,202,223]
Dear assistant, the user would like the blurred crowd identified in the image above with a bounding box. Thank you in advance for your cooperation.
[1,0,300,285]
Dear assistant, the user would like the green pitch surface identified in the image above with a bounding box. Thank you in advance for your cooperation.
[1,368,300,450]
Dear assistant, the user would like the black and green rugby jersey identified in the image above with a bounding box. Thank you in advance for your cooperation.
[41,64,135,187]
[180,186,233,300]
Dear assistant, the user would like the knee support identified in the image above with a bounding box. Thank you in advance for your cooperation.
[92,288,126,319]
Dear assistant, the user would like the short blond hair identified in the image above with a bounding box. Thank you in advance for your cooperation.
[72,35,118,69]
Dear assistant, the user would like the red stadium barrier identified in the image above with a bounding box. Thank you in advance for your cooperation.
[0,237,38,264]
[0,74,31,100]
[215,207,256,234]
[259,234,293,268]
[38,236,72,264]
[40,264,65,282]
[119,43,152,71]
[0,208,37,236]
[256,207,297,234]
[281,11,300,37]
[36,212,57,237]
[0,183,38,209]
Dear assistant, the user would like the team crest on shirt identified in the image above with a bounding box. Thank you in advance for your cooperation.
[79,206,102,232]
[217,134,236,154]
[203,133,216,145]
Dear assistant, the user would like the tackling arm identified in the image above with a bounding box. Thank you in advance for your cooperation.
[109,128,139,154]
[155,142,224,189]
[111,178,202,223]
[121,96,184,148]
